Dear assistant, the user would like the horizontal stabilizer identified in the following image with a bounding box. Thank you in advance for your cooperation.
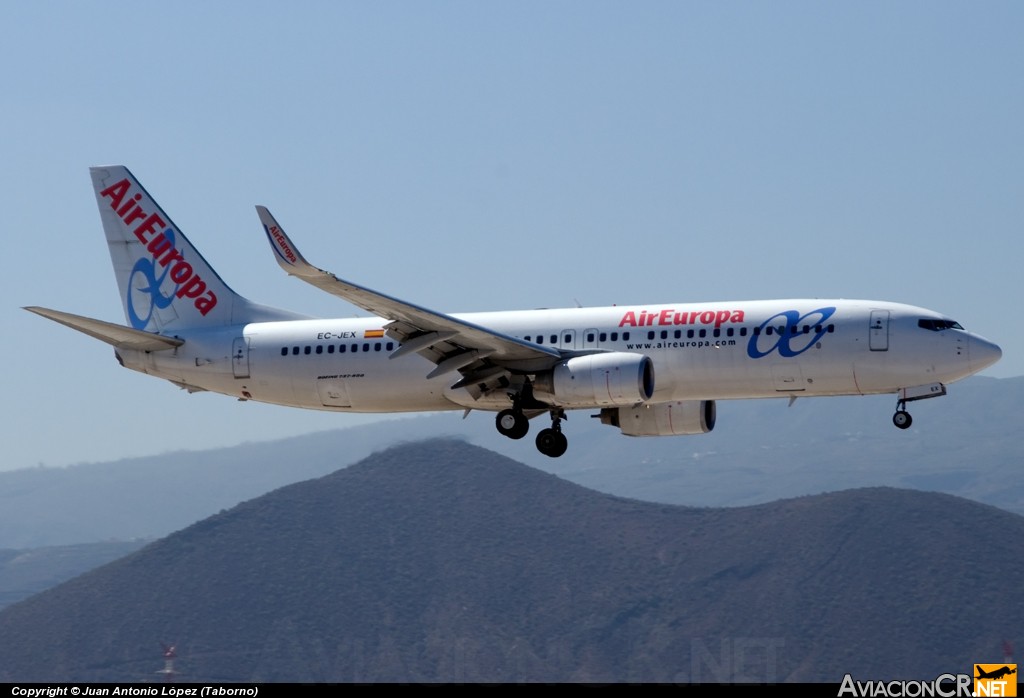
[24,307,184,351]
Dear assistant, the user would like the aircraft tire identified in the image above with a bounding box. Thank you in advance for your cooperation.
[536,428,568,458]
[892,410,912,429]
[496,409,529,439]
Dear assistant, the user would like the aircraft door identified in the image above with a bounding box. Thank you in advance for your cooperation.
[582,328,599,349]
[869,310,890,351]
[232,337,250,378]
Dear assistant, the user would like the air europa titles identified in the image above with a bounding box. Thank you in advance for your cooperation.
[619,308,745,328]
[99,178,217,328]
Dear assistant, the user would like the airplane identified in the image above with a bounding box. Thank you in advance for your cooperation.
[25,166,1002,458]
[975,666,1016,681]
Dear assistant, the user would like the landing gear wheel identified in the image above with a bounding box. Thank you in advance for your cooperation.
[892,410,912,429]
[496,409,529,440]
[535,428,568,458]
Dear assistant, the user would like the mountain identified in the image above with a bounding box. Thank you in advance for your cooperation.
[1,440,1020,682]
[0,541,148,609]
[1,375,1021,550]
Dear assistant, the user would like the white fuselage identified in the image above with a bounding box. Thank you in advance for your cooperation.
[116,298,1000,414]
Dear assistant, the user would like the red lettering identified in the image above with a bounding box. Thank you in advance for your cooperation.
[117,193,142,216]
[159,245,184,268]
[196,292,217,316]
[99,179,130,210]
[123,206,147,227]
[146,233,172,257]
[169,261,193,284]
[177,275,206,299]
[620,308,746,328]
[134,213,165,242]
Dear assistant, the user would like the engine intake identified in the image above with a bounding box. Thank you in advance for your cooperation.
[532,352,654,408]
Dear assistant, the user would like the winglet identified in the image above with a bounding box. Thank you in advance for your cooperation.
[256,205,315,274]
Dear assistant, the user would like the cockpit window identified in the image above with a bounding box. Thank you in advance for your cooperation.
[918,318,964,331]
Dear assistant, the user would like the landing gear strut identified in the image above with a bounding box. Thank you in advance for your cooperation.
[536,410,568,458]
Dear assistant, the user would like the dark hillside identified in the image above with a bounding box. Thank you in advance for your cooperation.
[0,440,1020,682]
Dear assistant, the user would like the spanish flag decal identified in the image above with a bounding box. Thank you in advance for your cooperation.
[364,329,385,339]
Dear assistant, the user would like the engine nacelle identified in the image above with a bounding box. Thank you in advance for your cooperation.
[533,352,654,407]
[598,400,716,436]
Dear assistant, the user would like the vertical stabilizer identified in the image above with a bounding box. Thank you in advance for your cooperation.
[91,166,298,332]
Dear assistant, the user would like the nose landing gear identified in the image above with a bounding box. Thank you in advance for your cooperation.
[892,404,913,429]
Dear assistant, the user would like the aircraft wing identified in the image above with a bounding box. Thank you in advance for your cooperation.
[24,307,184,351]
[256,206,563,382]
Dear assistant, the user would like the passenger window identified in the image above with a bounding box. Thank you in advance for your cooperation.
[339,344,346,353]
[713,328,721,338]
[292,346,300,355]
[550,335,557,344]
[586,333,595,342]
[648,331,655,340]
[363,343,370,352]
[599,332,607,342]
[699,329,706,338]
[315,345,323,354]
[351,344,358,352]
[623,332,630,340]
[610,332,618,341]
[688,329,694,339]
[386,342,394,350]
[280,347,288,356]
[375,342,382,351]
[304,346,311,355]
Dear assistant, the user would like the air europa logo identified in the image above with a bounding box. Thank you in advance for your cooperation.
[747,306,836,359]
[619,308,745,328]
[265,224,298,264]
[99,179,218,329]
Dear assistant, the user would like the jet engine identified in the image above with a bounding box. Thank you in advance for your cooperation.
[598,400,716,436]
[532,352,654,407]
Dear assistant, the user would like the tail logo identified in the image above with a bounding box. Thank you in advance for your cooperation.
[99,179,219,329]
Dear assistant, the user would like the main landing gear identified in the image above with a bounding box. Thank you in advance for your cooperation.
[495,399,569,458]
[496,408,529,440]
[535,410,568,459]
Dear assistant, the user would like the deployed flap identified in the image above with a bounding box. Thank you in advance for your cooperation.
[255,206,561,373]
[24,306,184,351]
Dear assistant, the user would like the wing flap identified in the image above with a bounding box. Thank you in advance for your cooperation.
[25,307,184,351]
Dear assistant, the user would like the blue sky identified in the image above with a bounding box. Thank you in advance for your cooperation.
[3,2,1021,470]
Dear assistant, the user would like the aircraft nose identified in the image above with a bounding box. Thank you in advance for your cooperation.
[969,334,1002,373]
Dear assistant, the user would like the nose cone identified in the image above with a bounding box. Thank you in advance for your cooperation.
[970,334,1002,373]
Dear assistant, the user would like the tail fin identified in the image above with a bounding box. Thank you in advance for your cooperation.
[91,166,300,331]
